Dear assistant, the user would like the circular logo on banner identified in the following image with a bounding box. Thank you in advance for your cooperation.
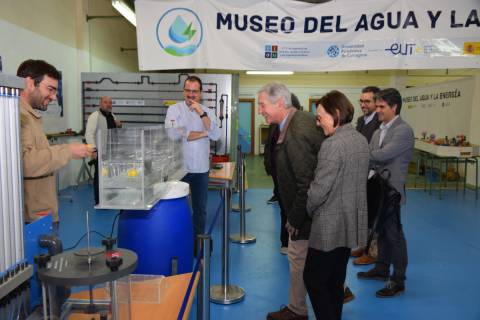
[326,45,340,58]
[156,8,203,57]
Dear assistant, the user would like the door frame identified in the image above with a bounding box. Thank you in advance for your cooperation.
[309,98,321,113]
[239,98,256,155]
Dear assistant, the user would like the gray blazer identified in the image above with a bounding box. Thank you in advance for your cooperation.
[307,124,369,252]
[369,116,414,204]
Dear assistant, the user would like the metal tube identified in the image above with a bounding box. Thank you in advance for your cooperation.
[230,151,255,244]
[210,185,245,304]
[0,90,5,273]
[110,281,119,320]
[222,187,229,290]
[239,157,245,237]
[196,237,203,319]
[0,92,12,270]
[196,234,211,320]
[232,146,250,213]
[8,89,21,265]
[42,283,48,320]
[6,89,16,266]
[14,89,25,261]
[86,211,91,265]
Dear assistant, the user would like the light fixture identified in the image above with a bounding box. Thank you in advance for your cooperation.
[112,0,136,27]
[246,71,294,75]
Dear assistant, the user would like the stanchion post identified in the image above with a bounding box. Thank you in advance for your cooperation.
[230,149,256,244]
[196,234,211,320]
[232,145,251,212]
[109,281,119,320]
[210,187,245,304]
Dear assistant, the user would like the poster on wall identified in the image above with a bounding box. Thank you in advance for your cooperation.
[400,77,474,139]
[136,0,480,71]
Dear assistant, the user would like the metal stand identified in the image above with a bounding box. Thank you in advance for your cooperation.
[196,234,211,320]
[232,146,251,212]
[230,147,255,244]
[210,188,245,304]
[76,158,93,185]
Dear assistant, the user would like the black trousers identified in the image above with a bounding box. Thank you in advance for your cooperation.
[272,172,288,247]
[376,207,408,284]
[303,246,350,320]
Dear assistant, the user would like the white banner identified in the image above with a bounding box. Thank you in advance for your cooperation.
[136,0,480,71]
[401,77,474,140]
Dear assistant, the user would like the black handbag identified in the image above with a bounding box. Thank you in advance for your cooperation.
[365,169,402,251]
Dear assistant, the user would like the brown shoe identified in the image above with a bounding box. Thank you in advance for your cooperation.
[343,286,355,304]
[266,306,308,320]
[351,247,364,258]
[353,254,376,265]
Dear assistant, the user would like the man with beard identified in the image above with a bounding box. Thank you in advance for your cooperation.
[18,59,91,233]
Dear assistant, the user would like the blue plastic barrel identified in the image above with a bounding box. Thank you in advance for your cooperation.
[117,182,193,275]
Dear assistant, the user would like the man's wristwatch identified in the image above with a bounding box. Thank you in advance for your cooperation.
[200,112,208,118]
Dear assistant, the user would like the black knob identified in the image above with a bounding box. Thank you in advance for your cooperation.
[102,237,116,251]
[34,254,51,269]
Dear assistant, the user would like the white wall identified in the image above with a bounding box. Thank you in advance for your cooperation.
[0,0,138,189]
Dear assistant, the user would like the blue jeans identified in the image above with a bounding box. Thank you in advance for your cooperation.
[182,172,209,238]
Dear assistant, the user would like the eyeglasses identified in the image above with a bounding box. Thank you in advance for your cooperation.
[359,99,372,104]
[39,83,58,96]
[183,89,201,94]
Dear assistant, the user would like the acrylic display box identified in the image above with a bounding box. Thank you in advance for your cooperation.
[67,274,167,320]
[97,126,185,210]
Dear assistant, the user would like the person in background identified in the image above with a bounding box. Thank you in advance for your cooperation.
[357,88,414,298]
[263,93,302,254]
[85,96,122,205]
[259,82,324,320]
[17,59,91,233]
[303,90,369,320]
[352,85,382,266]
[165,75,221,241]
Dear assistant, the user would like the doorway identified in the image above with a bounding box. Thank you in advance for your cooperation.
[238,98,255,154]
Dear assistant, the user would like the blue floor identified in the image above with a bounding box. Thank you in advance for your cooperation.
[58,184,480,320]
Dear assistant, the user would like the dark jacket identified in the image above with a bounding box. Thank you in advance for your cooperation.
[275,109,324,240]
[356,113,381,143]
[263,124,279,176]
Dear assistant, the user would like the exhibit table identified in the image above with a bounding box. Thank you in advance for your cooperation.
[414,140,479,199]
[37,248,138,320]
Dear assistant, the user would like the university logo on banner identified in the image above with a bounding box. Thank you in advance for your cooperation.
[156,8,203,57]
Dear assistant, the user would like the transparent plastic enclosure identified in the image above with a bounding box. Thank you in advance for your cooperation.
[97,126,185,210]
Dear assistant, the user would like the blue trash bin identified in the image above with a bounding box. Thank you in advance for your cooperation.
[117,181,193,275]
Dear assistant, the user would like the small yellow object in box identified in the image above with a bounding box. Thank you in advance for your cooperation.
[127,168,138,177]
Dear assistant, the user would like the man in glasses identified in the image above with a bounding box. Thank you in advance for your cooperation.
[17,59,91,233]
[357,86,381,143]
[165,75,220,242]
[351,86,382,266]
